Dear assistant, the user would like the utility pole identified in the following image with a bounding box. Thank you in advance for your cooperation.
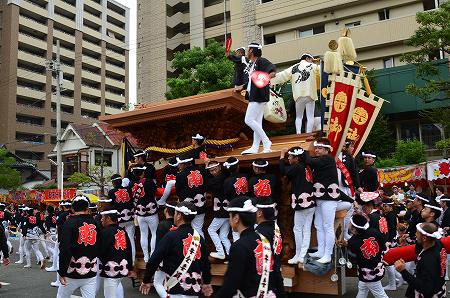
[46,40,63,201]
[224,0,227,42]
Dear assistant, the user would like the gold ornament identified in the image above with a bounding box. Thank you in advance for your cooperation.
[352,107,369,125]
[333,91,347,113]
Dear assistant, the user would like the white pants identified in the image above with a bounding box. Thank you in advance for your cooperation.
[119,221,136,263]
[24,239,44,266]
[385,265,396,288]
[244,102,271,150]
[158,180,176,205]
[314,200,337,258]
[137,214,159,262]
[191,214,205,239]
[207,218,231,256]
[103,277,123,298]
[154,270,168,298]
[57,276,97,298]
[41,238,49,258]
[18,234,25,261]
[356,280,389,298]
[295,96,315,134]
[293,208,315,259]
[336,201,353,240]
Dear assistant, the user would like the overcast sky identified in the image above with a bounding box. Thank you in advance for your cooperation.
[114,0,137,105]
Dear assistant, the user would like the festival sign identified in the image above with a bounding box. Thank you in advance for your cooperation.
[349,89,385,156]
[325,71,361,156]
[427,158,450,181]
[43,188,77,201]
[378,164,427,185]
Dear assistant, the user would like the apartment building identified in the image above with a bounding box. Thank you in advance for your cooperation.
[0,0,130,175]
[137,0,442,103]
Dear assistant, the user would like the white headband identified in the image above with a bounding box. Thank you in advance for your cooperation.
[168,160,178,167]
[235,47,245,51]
[134,152,146,158]
[350,217,369,230]
[205,162,220,170]
[301,53,314,59]
[165,203,176,209]
[256,203,277,209]
[362,152,377,158]
[227,199,258,213]
[223,159,239,169]
[111,176,122,181]
[288,148,304,156]
[416,195,430,203]
[132,166,147,171]
[248,44,262,49]
[313,141,332,150]
[175,206,197,215]
[252,161,269,168]
[89,205,97,209]
[440,197,450,202]
[383,201,395,205]
[98,199,112,203]
[176,157,193,164]
[192,133,204,140]
[73,196,89,203]
[424,204,443,212]
[59,201,71,206]
[100,210,119,215]
[416,223,443,239]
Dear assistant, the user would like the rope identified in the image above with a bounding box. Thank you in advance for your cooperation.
[144,137,241,154]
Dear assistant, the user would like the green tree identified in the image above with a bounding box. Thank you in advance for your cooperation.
[68,165,113,192]
[376,140,426,168]
[165,40,234,100]
[401,2,450,102]
[0,148,22,190]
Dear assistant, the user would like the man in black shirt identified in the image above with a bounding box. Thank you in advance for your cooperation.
[226,47,248,90]
[359,151,379,192]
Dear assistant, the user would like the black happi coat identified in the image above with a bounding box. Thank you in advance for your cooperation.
[0,210,12,223]
[162,165,177,188]
[402,241,447,298]
[56,211,70,242]
[131,178,158,217]
[127,162,156,182]
[341,152,361,191]
[22,214,46,237]
[190,146,207,161]
[58,214,99,279]
[359,166,379,192]
[228,54,249,86]
[176,165,207,214]
[216,227,285,298]
[45,213,57,232]
[109,186,134,223]
[206,172,228,218]
[368,210,388,241]
[156,217,174,245]
[255,221,285,297]
[441,208,450,231]
[407,209,423,241]
[143,223,211,296]
[279,159,314,210]
[223,172,249,201]
[245,57,276,103]
[99,224,133,279]
[0,225,8,258]
[384,211,397,243]
[249,173,278,202]
[348,228,386,283]
[303,152,340,201]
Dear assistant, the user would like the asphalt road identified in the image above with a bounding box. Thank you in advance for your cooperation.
[0,237,426,297]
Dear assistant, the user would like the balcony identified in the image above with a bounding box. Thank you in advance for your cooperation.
[18,50,46,66]
[262,14,419,65]
[53,29,75,45]
[81,85,101,97]
[84,0,102,13]
[204,23,224,39]
[53,45,75,60]
[204,1,228,18]
[54,0,76,14]
[82,69,101,82]
[107,21,126,37]
[17,68,47,84]
[83,26,102,40]
[105,49,125,63]
[81,100,101,113]
[105,76,125,89]
[54,14,76,28]
[19,15,48,34]
[83,40,102,53]
[105,106,122,115]
[106,35,127,49]
[84,10,101,24]
[60,63,75,75]
[62,80,74,91]
[82,55,102,68]
[18,32,47,50]
[167,32,189,51]
[107,9,126,24]
[51,94,74,106]
[167,11,189,28]
[105,91,125,103]
[21,0,48,18]
[16,85,46,99]
[105,62,125,76]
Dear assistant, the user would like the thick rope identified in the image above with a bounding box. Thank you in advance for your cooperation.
[144,137,241,154]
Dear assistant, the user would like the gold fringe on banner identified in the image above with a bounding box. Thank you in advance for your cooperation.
[144,137,241,154]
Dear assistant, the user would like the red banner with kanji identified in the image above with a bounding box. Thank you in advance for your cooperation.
[43,188,77,201]
[348,89,385,157]
[325,72,361,156]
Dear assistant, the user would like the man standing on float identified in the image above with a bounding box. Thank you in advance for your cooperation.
[241,43,276,155]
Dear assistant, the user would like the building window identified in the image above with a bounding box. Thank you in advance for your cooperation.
[261,0,273,3]
[263,34,276,45]
[400,122,420,140]
[345,21,361,28]
[378,9,390,20]
[383,57,395,68]
[421,123,443,149]
[299,24,325,38]
[423,0,439,10]
[95,151,113,167]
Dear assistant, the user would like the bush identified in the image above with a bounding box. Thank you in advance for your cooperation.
[375,139,426,168]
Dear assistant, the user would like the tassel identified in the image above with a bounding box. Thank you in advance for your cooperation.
[363,76,372,95]
[338,36,357,62]
[324,51,343,74]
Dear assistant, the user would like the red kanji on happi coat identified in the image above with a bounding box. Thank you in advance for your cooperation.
[169,225,178,231]
[115,188,131,203]
[29,216,36,224]
[234,177,248,195]
[254,239,274,275]
[182,233,201,259]
[440,248,447,278]
[274,235,282,255]
[165,174,176,182]
[360,237,379,259]
[253,179,271,197]
[77,222,97,246]
[199,151,207,160]
[114,230,127,250]
[187,170,203,188]
[40,214,45,221]
[379,217,388,234]
[305,167,313,183]
[132,182,145,198]
[0,211,4,219]
[52,216,57,224]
